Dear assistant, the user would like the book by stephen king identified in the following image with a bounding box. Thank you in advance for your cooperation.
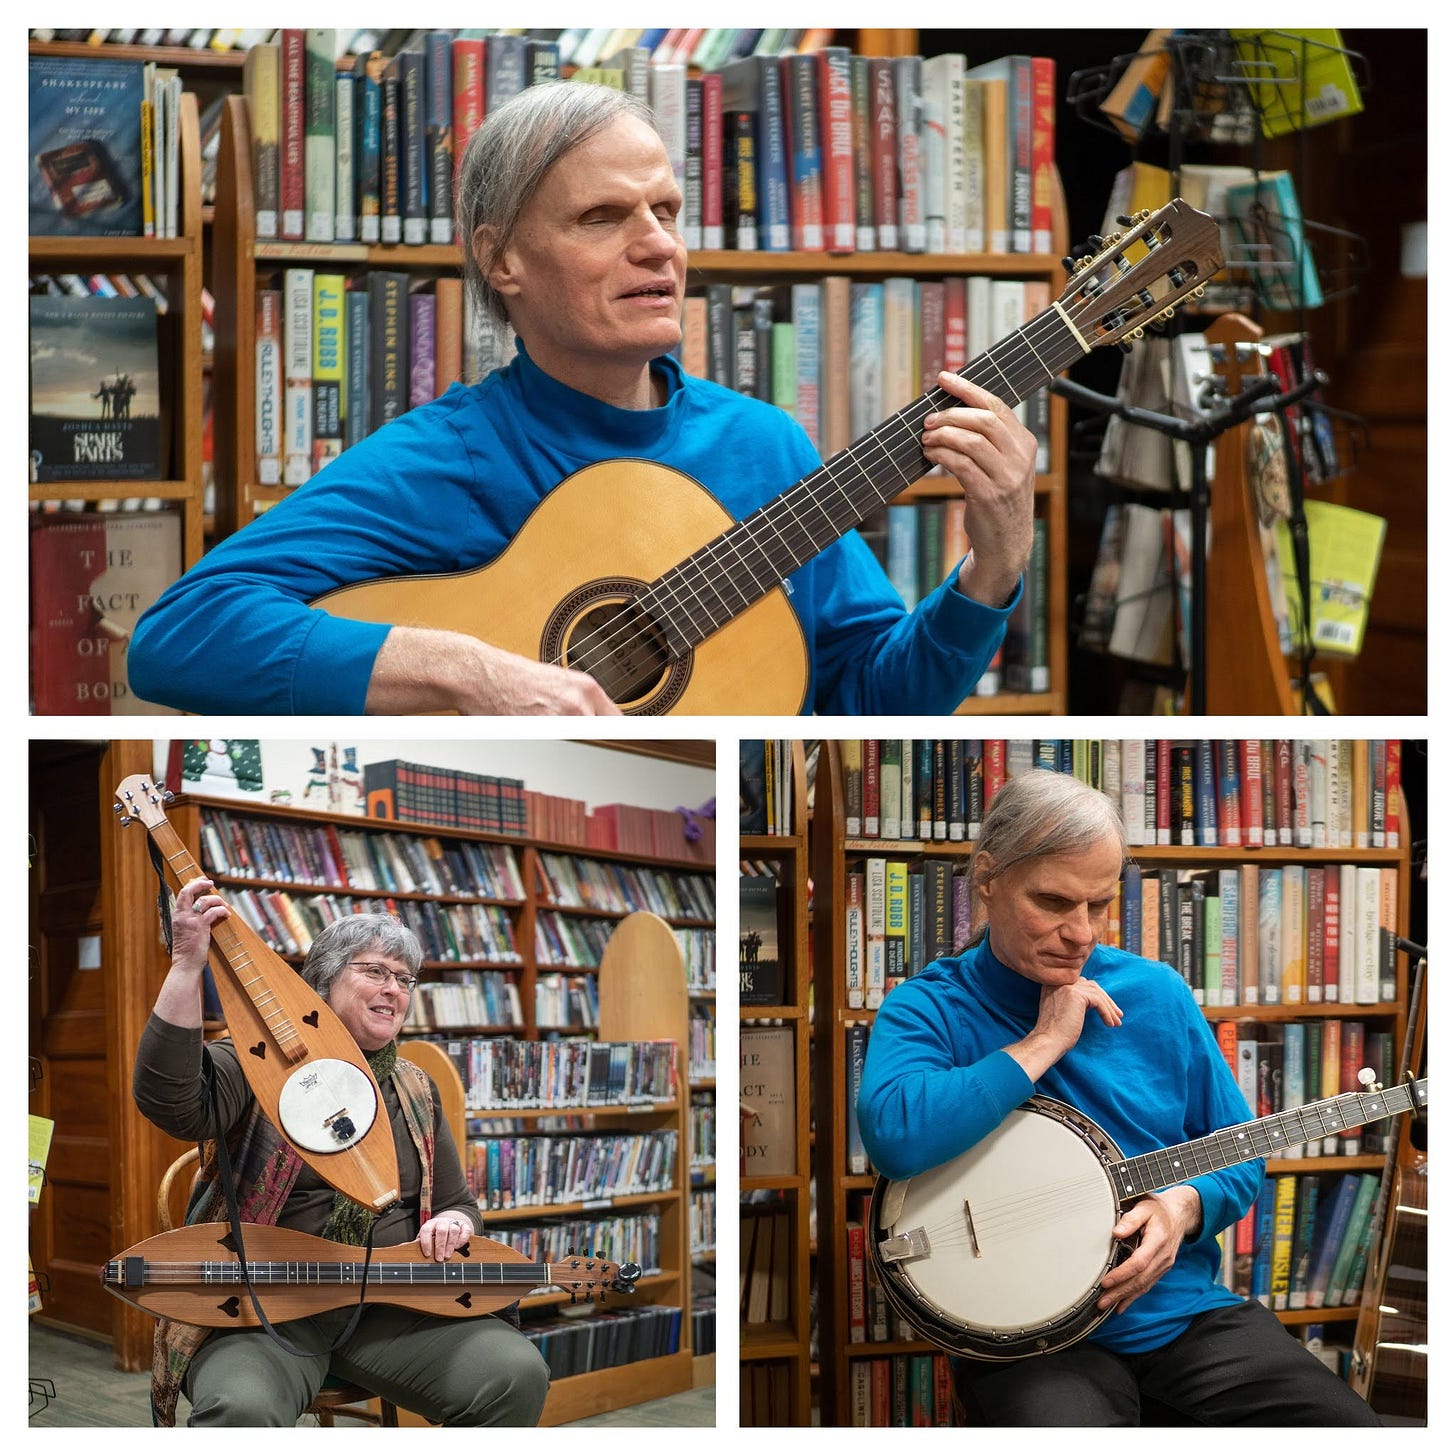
[29,294,163,482]
[30,57,145,236]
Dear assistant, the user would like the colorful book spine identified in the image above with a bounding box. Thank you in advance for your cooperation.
[254,288,283,484]
[279,29,306,240]
[425,31,454,245]
[282,266,313,485]
[310,271,345,473]
[303,29,336,242]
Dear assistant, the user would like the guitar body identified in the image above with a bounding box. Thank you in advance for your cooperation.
[312,459,810,715]
[102,1222,637,1326]
[1357,1160,1428,1419]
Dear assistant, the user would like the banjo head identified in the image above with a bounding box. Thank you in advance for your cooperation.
[870,1097,1127,1360]
[276,1058,379,1153]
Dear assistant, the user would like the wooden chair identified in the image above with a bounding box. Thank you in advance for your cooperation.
[156,1147,399,1427]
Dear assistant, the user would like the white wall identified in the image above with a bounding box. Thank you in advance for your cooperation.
[151,737,714,816]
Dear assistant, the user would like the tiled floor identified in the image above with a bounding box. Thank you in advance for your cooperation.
[28,1322,714,1427]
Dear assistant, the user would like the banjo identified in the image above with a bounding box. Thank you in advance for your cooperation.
[312,200,1224,713]
[868,1073,1429,1361]
[115,775,400,1212]
[102,1222,640,1326]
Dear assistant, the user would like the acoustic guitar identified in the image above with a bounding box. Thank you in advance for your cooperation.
[102,1222,640,1326]
[115,775,400,1212]
[868,1074,1428,1361]
[313,200,1224,713]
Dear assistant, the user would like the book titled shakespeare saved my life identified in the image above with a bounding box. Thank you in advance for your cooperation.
[30,56,145,236]
[29,295,163,483]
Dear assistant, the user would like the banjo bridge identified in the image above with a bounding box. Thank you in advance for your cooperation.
[878,1227,931,1264]
[963,1199,983,1258]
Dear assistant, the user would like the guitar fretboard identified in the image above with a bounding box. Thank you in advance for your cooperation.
[1114,1080,1427,1200]
[639,303,1088,658]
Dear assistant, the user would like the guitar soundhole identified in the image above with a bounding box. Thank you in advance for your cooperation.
[541,578,691,714]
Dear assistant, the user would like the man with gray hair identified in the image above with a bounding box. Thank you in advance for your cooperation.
[129,81,1036,716]
[857,768,1380,1426]
[133,879,550,1426]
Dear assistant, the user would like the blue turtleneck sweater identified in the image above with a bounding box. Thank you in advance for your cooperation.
[128,342,1015,714]
[857,937,1260,1353]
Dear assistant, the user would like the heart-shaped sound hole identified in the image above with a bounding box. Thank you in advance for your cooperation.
[249,1042,266,1059]
[455,1292,472,1309]
[217,1296,241,1319]
[302,1011,319,1027]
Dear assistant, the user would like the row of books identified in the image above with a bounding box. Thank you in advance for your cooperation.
[689,1013,717,1081]
[362,757,527,835]
[871,514,1051,697]
[848,1354,959,1427]
[226,884,521,966]
[28,57,184,239]
[255,272,470,487]
[534,852,714,921]
[678,928,716,994]
[1220,1019,1396,1160]
[689,1098,717,1168]
[844,859,967,1007]
[525,1303,681,1380]
[400,969,524,1031]
[427,1036,680,1110]
[691,1188,717,1256]
[534,913,616,971]
[1118,861,1400,1007]
[32,27,276,51]
[29,26,831,68]
[535,971,600,1030]
[586,802,717,865]
[739,739,797,836]
[846,1201,916,1346]
[683,275,1053,466]
[1223,1171,1380,1311]
[839,739,1404,849]
[200,807,528,898]
[463,1129,679,1209]
[480,1209,661,1271]
[238,30,1056,259]
[740,1203,792,1324]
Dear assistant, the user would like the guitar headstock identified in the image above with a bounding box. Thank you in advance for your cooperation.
[550,1252,642,1304]
[1058,199,1224,353]
[113,774,174,830]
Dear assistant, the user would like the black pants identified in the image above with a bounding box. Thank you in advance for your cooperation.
[956,1299,1382,1426]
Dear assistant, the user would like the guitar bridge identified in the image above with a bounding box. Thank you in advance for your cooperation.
[878,1227,930,1264]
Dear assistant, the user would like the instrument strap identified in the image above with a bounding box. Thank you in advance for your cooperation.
[202,1043,376,1360]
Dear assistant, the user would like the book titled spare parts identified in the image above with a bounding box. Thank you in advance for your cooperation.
[29,294,163,483]
[30,56,146,236]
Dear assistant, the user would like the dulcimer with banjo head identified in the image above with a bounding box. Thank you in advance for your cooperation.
[102,1222,641,1327]
[312,200,1225,714]
[114,774,400,1212]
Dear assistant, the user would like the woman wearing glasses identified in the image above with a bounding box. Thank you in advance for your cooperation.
[132,881,550,1427]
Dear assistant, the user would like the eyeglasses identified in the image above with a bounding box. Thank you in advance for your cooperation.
[347,961,419,993]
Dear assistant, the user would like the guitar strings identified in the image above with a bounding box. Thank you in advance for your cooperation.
[555,252,1182,695]
[554,300,1095,690]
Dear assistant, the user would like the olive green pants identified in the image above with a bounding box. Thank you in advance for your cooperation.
[183,1305,550,1426]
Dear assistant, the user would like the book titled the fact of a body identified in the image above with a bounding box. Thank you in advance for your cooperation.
[30,57,145,236]
[30,295,163,482]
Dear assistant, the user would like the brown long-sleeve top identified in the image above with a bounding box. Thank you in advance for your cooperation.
[133,1013,479,1245]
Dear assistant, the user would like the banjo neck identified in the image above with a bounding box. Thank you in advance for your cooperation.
[1115,1077,1430,1202]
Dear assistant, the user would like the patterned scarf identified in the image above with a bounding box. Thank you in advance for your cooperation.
[149,1045,435,1427]
[318,1043,398,1247]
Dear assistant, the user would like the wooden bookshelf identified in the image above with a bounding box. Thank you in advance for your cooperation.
[423,910,700,1426]
[808,738,1417,1425]
[739,741,814,1425]
[28,89,207,570]
[209,51,1071,712]
[96,752,713,1396]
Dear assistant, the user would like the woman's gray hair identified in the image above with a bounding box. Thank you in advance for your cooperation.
[299,915,423,1002]
[974,769,1127,887]
[456,81,659,328]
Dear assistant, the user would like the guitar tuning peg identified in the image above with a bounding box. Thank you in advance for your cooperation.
[1061,254,1077,277]
[1357,1067,1382,1092]
[1118,340,1134,355]
[594,1250,605,1260]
